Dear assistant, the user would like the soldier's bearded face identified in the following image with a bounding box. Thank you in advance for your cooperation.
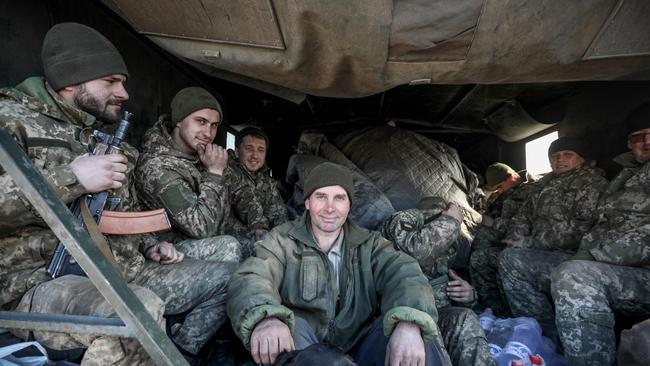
[174,108,221,154]
[628,128,650,163]
[237,135,267,172]
[549,150,584,175]
[73,74,128,124]
[305,185,350,237]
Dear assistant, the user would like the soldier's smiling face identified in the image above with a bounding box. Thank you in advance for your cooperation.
[549,150,584,175]
[628,128,650,163]
[237,134,267,172]
[71,74,128,123]
[173,108,221,154]
[305,185,350,236]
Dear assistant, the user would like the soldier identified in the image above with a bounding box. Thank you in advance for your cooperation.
[0,23,234,365]
[381,197,494,366]
[470,163,541,316]
[224,126,288,256]
[549,102,650,365]
[497,136,608,342]
[227,162,452,366]
[135,87,249,263]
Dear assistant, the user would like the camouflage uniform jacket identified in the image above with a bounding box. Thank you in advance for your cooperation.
[227,149,288,229]
[578,152,650,268]
[227,214,440,352]
[486,172,542,233]
[135,119,267,244]
[381,207,461,308]
[0,77,154,307]
[506,164,608,251]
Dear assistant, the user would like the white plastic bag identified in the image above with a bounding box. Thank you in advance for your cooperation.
[0,341,49,366]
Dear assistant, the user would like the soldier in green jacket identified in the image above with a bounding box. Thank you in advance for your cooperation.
[498,137,608,342]
[0,24,234,365]
[381,197,494,366]
[550,102,650,366]
[227,162,452,366]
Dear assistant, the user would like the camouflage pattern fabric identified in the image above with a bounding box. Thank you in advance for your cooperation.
[483,173,541,235]
[549,155,650,366]
[381,207,493,366]
[135,118,268,245]
[175,235,241,262]
[469,245,510,316]
[438,307,495,366]
[506,164,608,251]
[498,248,571,341]
[134,258,237,355]
[227,149,288,229]
[12,275,164,366]
[551,260,650,366]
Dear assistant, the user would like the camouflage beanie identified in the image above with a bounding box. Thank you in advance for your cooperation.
[548,136,589,159]
[485,163,517,189]
[624,100,650,136]
[303,162,354,203]
[236,126,269,149]
[171,87,223,123]
[42,23,129,91]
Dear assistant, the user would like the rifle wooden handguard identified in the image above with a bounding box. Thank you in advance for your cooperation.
[98,208,171,235]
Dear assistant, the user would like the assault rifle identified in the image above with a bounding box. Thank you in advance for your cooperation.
[47,111,133,278]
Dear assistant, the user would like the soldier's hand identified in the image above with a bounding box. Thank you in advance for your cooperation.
[198,143,228,175]
[254,229,269,241]
[70,154,127,192]
[145,241,185,264]
[447,269,475,303]
[385,322,425,366]
[502,234,525,248]
[481,214,494,227]
[443,203,463,223]
[250,317,294,365]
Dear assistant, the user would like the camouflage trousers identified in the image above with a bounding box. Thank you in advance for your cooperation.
[469,245,511,317]
[438,307,494,366]
[134,258,237,355]
[13,275,164,366]
[224,217,257,259]
[175,235,241,262]
[551,260,650,366]
[498,248,570,342]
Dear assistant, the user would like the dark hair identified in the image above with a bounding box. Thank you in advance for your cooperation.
[236,126,269,149]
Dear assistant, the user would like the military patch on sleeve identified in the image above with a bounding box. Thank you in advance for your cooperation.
[400,221,414,231]
[160,185,196,216]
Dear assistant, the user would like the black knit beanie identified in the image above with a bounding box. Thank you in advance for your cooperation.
[303,162,354,203]
[42,23,128,90]
[624,100,650,136]
[548,136,589,159]
[171,87,223,123]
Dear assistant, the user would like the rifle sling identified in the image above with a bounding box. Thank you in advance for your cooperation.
[79,199,120,270]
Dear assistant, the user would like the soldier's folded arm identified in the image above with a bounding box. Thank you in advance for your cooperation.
[153,167,229,238]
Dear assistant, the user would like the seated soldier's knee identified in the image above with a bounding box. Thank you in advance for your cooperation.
[131,286,165,324]
[550,260,594,297]
[220,235,242,262]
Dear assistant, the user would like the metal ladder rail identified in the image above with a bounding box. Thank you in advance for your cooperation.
[0,128,188,366]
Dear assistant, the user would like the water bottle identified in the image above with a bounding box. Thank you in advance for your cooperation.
[494,318,542,366]
[480,308,497,332]
[537,335,567,366]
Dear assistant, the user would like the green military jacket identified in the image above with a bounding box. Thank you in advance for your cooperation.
[227,214,440,351]
[380,206,460,308]
[0,77,153,307]
[227,149,288,229]
[579,153,650,268]
[486,172,542,234]
[507,164,608,251]
[135,119,267,244]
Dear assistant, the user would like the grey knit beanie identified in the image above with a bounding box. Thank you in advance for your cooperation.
[42,23,128,90]
[171,87,223,123]
[625,100,650,136]
[304,162,354,203]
